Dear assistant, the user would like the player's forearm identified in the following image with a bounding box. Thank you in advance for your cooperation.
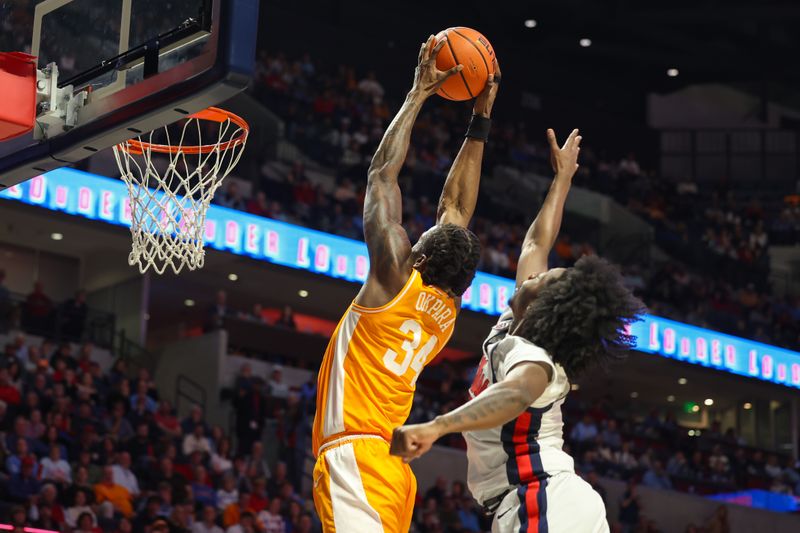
[522,172,573,251]
[436,138,484,226]
[367,90,425,185]
[431,380,535,434]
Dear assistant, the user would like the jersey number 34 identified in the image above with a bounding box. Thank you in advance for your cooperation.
[383,319,438,386]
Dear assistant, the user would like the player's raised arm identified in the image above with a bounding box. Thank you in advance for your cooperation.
[436,60,500,228]
[514,128,582,286]
[390,360,551,461]
[360,36,463,295]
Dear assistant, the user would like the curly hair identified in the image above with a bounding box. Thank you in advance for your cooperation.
[416,223,481,296]
[514,255,647,379]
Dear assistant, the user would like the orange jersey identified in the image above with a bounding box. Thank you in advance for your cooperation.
[312,269,457,454]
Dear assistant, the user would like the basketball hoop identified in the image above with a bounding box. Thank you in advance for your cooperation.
[113,107,249,275]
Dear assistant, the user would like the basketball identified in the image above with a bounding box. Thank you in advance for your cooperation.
[434,27,496,101]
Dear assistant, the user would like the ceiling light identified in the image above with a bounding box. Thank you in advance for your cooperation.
[184,299,195,307]
[228,273,238,281]
[50,232,63,241]
[667,395,675,402]
[579,38,592,48]
[298,289,309,298]
[743,402,752,410]
[524,19,537,28]
[688,429,695,436]
[691,404,700,413]
[630,391,639,399]
[571,384,580,391]
[704,398,714,406]
[678,378,687,385]
[667,68,679,77]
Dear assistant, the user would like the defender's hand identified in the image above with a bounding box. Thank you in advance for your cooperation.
[473,59,501,118]
[547,128,582,179]
[390,421,442,462]
[412,35,463,98]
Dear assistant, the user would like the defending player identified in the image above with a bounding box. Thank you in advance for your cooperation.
[391,130,646,532]
[311,36,500,533]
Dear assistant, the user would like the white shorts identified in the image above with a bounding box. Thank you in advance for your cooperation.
[491,472,609,533]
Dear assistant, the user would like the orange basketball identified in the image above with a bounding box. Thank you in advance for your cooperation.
[434,27,496,101]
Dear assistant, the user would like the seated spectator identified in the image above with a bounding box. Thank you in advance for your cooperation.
[40,443,72,484]
[613,441,639,474]
[601,419,623,449]
[217,474,239,510]
[666,451,691,478]
[0,367,21,406]
[65,487,97,529]
[94,465,134,517]
[223,491,258,528]
[689,450,708,480]
[218,181,247,211]
[211,436,234,475]
[258,498,286,533]
[112,451,140,498]
[168,500,194,532]
[570,414,599,443]
[250,477,269,513]
[130,379,158,413]
[765,454,783,480]
[642,460,673,490]
[155,400,183,439]
[708,445,730,476]
[74,511,102,533]
[181,404,208,435]
[226,511,259,533]
[30,483,66,526]
[246,441,271,479]
[192,465,217,508]
[7,456,41,502]
[457,497,481,533]
[266,462,288,499]
[193,505,224,533]
[183,423,213,456]
[247,191,270,218]
[133,495,163,532]
[5,436,38,476]
[105,401,135,441]
[128,422,156,469]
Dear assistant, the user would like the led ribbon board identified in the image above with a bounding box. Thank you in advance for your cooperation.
[3,169,799,389]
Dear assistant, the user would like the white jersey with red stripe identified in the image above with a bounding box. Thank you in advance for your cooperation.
[463,309,574,505]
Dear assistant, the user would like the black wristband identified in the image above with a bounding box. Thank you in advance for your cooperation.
[465,114,491,142]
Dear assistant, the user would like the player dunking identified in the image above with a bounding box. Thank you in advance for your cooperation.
[391,129,646,532]
[311,36,500,533]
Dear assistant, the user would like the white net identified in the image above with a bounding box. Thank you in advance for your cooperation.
[112,109,248,275]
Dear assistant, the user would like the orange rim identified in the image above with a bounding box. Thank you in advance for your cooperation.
[117,107,249,155]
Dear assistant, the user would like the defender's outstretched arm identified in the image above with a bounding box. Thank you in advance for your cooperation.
[515,128,582,286]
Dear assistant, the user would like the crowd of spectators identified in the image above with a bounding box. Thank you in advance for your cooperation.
[0,331,317,533]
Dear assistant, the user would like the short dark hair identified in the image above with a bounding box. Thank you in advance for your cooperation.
[514,255,646,379]
[416,223,481,296]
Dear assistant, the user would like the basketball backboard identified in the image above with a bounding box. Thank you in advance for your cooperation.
[0,0,258,188]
